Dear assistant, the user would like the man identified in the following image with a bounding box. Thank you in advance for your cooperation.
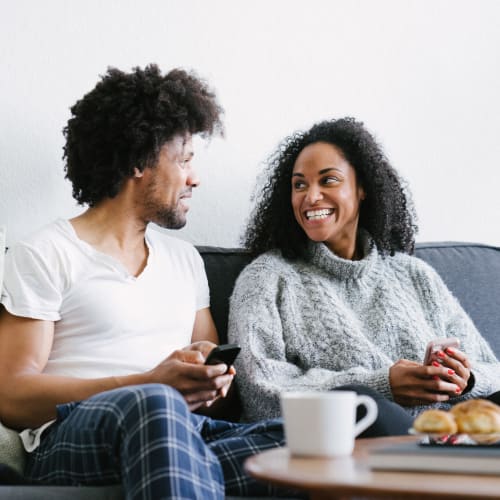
[0,65,284,499]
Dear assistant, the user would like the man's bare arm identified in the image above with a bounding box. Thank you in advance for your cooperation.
[0,308,156,428]
[0,307,232,429]
[191,307,219,345]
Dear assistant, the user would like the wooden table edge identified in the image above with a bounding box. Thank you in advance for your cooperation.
[244,436,500,499]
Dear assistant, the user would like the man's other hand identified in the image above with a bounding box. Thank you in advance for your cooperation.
[150,346,235,411]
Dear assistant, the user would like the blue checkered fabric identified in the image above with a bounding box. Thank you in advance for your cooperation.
[24,384,286,499]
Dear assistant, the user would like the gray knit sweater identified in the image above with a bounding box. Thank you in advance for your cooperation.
[228,234,500,422]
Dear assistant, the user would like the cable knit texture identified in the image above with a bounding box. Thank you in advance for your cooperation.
[228,232,500,422]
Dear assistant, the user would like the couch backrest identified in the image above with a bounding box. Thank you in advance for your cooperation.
[198,242,500,358]
[197,246,251,345]
[414,242,500,356]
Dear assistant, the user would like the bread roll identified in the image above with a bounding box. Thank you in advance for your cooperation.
[413,409,458,434]
[451,399,500,434]
[450,399,499,417]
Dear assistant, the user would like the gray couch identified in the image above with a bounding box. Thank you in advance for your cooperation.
[1,241,499,498]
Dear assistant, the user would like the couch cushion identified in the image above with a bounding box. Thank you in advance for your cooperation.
[0,422,25,475]
[415,242,500,357]
[0,488,291,500]
[0,485,123,499]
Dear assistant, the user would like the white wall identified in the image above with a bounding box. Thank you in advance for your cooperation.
[1,0,499,248]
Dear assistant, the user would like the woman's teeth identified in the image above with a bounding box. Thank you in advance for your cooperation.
[305,208,333,220]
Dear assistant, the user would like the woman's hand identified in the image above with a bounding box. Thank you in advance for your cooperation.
[431,346,472,394]
[389,357,469,406]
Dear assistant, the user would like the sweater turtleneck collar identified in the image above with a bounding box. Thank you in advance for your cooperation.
[305,230,378,280]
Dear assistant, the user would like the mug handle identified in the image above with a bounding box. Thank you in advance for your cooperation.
[354,395,378,437]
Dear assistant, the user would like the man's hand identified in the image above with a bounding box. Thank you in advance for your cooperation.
[150,344,235,411]
[183,340,216,358]
[183,340,236,408]
[389,358,464,407]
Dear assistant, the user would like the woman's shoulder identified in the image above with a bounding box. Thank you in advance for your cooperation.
[382,250,444,289]
[236,250,302,284]
[242,249,295,273]
[383,250,434,271]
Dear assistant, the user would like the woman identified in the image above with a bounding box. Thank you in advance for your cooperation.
[228,117,500,430]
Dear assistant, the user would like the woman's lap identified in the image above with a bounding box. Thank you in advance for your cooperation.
[334,384,414,437]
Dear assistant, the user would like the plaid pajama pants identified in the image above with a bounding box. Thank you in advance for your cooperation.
[24,384,287,500]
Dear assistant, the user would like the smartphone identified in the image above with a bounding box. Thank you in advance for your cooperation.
[423,337,460,365]
[204,344,241,370]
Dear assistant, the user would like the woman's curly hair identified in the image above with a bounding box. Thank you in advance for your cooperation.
[64,64,224,206]
[244,117,418,258]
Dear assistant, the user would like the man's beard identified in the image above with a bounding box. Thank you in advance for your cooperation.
[153,206,187,230]
[143,180,189,229]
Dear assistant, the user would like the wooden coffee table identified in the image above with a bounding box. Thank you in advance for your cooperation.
[245,435,500,499]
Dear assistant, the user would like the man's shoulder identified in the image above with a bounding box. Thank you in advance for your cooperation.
[9,219,71,255]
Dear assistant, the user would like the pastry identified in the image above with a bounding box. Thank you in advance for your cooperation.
[413,409,458,434]
[450,399,500,434]
[450,399,499,417]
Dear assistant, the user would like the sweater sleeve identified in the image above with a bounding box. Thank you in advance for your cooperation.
[228,257,390,421]
[411,258,500,400]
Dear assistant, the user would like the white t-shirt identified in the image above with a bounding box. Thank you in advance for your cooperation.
[1,219,210,449]
[2,219,210,378]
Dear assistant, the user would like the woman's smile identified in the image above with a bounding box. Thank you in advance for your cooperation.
[304,208,335,221]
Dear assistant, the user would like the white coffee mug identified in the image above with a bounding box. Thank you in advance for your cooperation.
[281,390,378,457]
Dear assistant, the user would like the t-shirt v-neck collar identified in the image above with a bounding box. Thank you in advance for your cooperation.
[58,219,153,281]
